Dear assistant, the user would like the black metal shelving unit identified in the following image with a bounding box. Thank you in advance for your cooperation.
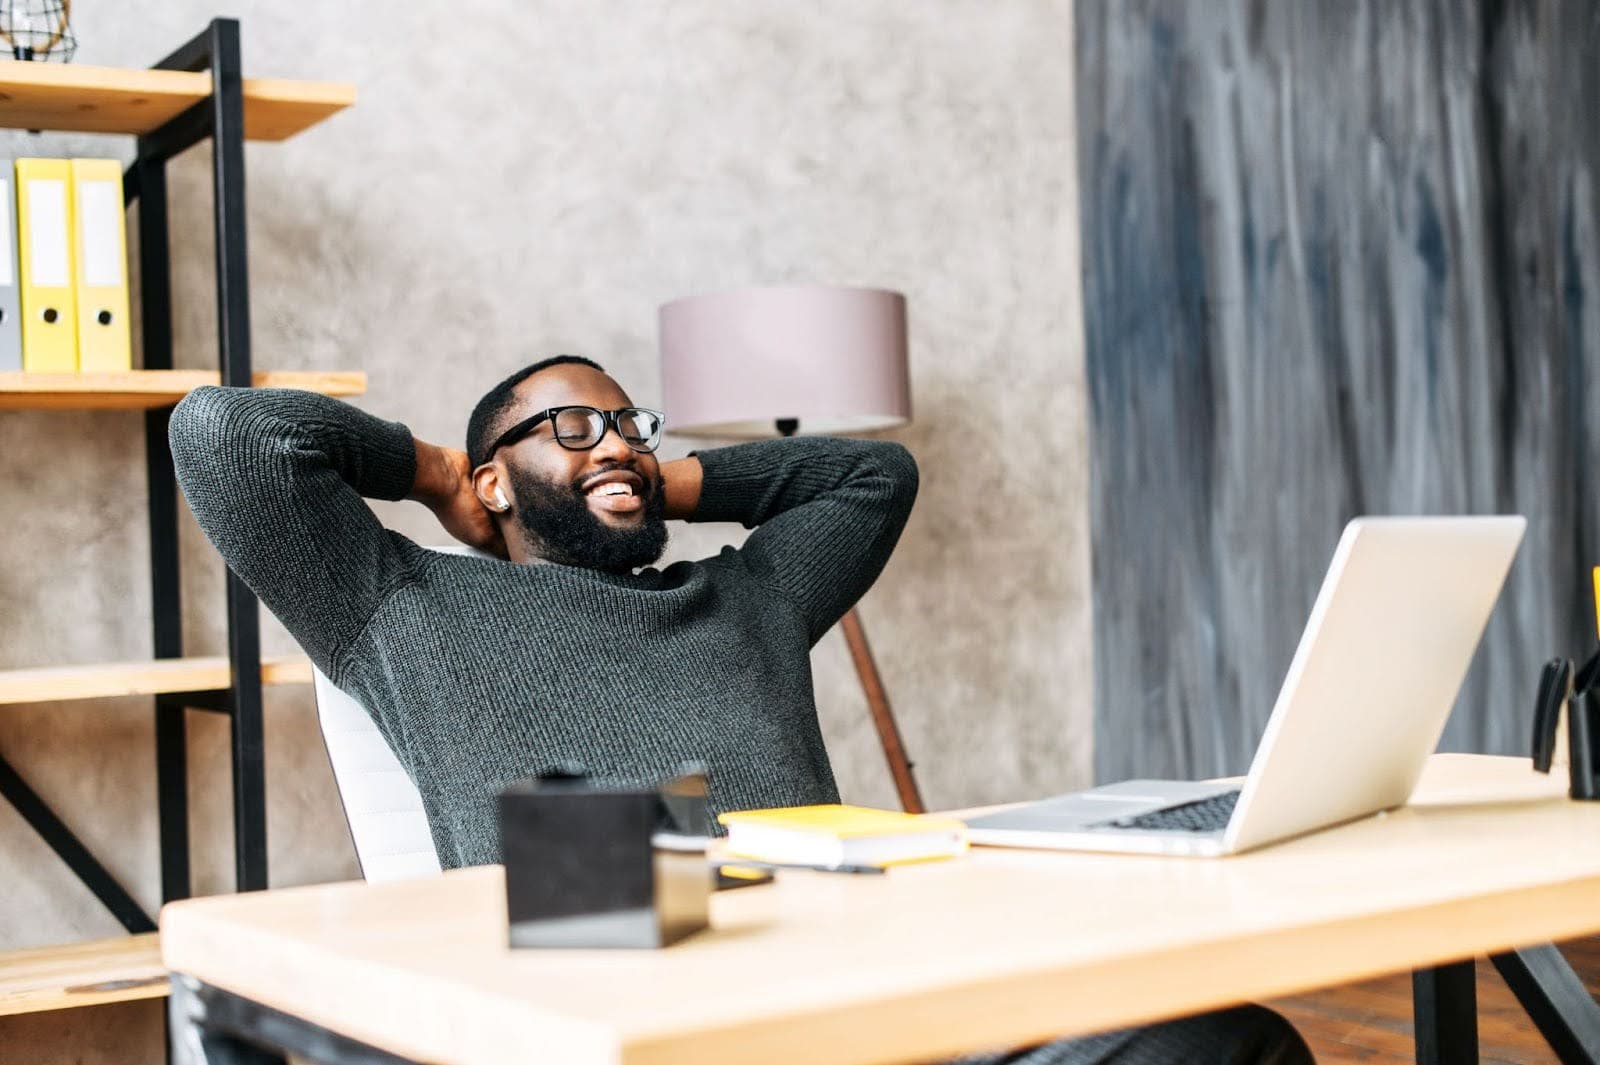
[0,18,272,943]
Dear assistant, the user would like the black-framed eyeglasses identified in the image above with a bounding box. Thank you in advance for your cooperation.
[485,405,665,459]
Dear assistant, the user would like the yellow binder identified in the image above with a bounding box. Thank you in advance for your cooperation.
[70,159,131,372]
[16,158,77,372]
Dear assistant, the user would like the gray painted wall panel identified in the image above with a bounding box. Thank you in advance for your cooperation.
[1079,1,1599,780]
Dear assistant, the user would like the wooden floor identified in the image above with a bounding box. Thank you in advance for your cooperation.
[1270,936,1600,1064]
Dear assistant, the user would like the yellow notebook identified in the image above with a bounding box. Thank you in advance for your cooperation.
[717,804,968,868]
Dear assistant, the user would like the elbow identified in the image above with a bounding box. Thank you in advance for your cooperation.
[169,386,280,481]
[870,440,919,507]
[169,386,234,469]
[837,439,918,521]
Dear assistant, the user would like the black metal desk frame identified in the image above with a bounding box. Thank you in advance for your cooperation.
[1415,946,1600,1064]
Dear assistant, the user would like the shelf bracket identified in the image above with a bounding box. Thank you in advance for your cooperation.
[135,98,212,165]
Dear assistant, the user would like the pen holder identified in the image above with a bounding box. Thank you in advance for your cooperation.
[499,767,712,949]
[1532,652,1600,800]
[1570,689,1600,801]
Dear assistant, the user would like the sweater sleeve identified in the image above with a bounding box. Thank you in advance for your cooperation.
[169,386,419,680]
[690,436,919,643]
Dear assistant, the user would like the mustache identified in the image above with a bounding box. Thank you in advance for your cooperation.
[566,462,659,496]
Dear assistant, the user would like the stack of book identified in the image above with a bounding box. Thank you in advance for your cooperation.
[0,158,131,373]
[718,804,969,870]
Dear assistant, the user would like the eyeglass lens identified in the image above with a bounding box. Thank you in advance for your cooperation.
[552,408,661,451]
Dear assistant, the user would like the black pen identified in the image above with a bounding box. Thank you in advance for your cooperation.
[712,858,887,876]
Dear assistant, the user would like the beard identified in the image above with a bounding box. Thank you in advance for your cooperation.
[505,462,669,573]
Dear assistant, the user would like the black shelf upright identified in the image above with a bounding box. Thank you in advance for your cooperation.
[131,17,269,901]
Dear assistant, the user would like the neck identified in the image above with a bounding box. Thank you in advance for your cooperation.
[501,522,552,566]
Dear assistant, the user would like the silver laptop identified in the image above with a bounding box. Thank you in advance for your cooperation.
[964,516,1526,857]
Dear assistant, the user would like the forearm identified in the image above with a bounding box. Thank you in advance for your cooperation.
[407,437,463,507]
[688,437,913,528]
[687,436,919,642]
[172,386,417,505]
[660,457,703,520]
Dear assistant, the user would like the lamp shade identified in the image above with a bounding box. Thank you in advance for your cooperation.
[658,284,911,438]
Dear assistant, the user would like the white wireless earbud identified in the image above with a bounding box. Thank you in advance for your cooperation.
[494,487,510,511]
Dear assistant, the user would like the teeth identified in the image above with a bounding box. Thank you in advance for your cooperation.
[588,482,633,497]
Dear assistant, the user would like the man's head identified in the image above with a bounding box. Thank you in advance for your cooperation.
[467,356,668,572]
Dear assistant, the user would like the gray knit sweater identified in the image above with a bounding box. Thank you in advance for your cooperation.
[169,387,918,869]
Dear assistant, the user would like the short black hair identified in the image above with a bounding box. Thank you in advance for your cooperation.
[465,355,605,467]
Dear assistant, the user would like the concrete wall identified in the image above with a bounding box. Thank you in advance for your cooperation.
[0,3,1087,1060]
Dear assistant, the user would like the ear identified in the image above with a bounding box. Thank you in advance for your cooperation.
[472,463,510,513]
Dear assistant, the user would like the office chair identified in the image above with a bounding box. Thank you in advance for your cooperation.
[312,659,442,883]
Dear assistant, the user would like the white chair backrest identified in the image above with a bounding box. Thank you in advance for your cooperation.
[312,665,441,882]
[311,544,491,882]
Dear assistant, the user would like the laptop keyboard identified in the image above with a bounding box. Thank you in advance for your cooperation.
[1094,789,1241,833]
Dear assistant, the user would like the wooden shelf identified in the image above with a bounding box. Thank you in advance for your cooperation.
[0,62,353,141]
[0,933,166,1016]
[0,655,315,706]
[0,370,367,410]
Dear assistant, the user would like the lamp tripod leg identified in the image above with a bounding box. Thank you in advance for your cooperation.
[839,607,925,813]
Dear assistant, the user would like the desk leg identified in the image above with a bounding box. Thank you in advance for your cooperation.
[170,977,286,1065]
[169,975,417,1065]
[1490,946,1600,1064]
[1413,961,1478,1065]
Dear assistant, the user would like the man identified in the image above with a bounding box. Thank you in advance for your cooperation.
[170,356,1310,1065]
[171,354,902,869]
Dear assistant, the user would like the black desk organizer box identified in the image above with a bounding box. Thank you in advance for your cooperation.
[500,765,744,949]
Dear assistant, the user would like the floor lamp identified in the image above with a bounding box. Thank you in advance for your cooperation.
[658,284,925,813]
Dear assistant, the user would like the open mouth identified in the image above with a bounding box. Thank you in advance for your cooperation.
[581,471,646,514]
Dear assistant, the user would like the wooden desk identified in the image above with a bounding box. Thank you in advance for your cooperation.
[160,755,1600,1064]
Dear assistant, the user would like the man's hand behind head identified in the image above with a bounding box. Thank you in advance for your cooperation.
[409,439,509,560]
